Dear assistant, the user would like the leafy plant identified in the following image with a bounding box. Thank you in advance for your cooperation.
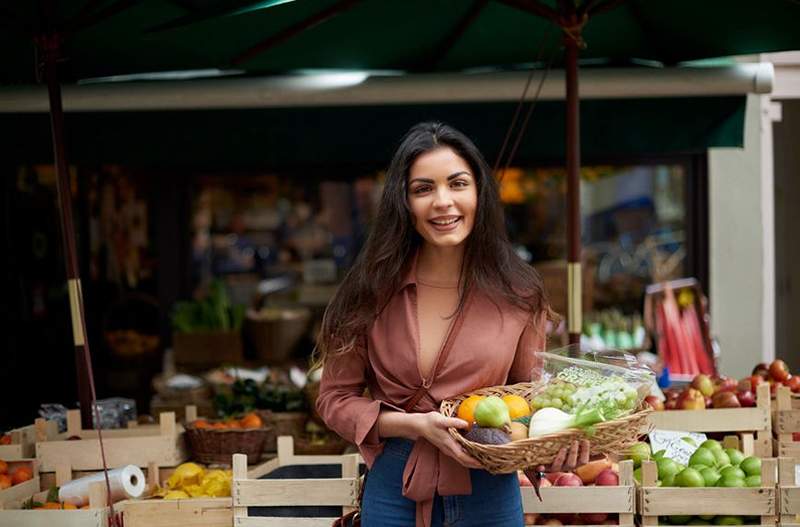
[213,378,306,418]
[172,280,245,333]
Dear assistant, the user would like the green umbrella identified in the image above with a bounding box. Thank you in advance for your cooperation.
[4,0,800,416]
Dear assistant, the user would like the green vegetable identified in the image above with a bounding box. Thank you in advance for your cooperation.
[171,279,245,333]
[528,406,605,437]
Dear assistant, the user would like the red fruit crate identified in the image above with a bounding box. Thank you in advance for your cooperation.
[638,457,778,527]
[647,383,772,458]
[779,457,799,527]
[774,386,800,459]
[520,460,635,527]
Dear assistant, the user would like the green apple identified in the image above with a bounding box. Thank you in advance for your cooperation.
[662,473,676,487]
[717,475,746,488]
[713,516,744,525]
[670,515,693,525]
[720,466,746,480]
[700,439,723,452]
[690,448,717,468]
[745,475,761,487]
[700,467,721,487]
[628,442,652,468]
[688,520,711,525]
[699,516,716,521]
[634,467,642,484]
[676,467,706,488]
[658,458,681,481]
[739,456,761,477]
[724,448,745,466]
[713,449,731,467]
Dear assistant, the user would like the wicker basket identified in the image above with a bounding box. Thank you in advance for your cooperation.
[256,410,309,452]
[184,421,273,465]
[293,434,349,456]
[440,382,653,474]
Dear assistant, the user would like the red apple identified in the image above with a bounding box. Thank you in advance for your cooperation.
[555,473,584,486]
[769,360,790,382]
[581,513,609,524]
[713,377,738,395]
[787,376,800,393]
[545,472,567,484]
[595,468,620,486]
[644,395,665,411]
[554,514,577,524]
[748,375,766,392]
[711,391,741,408]
[678,388,706,410]
[752,363,769,378]
[692,374,715,397]
[524,513,540,525]
[782,374,795,387]
[665,398,678,410]
[736,390,756,407]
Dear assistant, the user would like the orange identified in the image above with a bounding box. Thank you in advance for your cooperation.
[62,502,78,509]
[456,395,485,425]
[239,413,263,429]
[0,460,7,474]
[210,422,228,429]
[193,420,211,429]
[501,394,531,420]
[0,474,11,489]
[224,420,241,429]
[11,466,33,485]
[41,502,62,509]
[0,435,11,445]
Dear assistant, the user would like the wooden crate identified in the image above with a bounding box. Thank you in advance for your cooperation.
[36,410,187,472]
[233,435,361,527]
[0,465,116,527]
[0,460,40,508]
[521,460,635,527]
[775,387,800,459]
[638,457,778,527]
[0,420,59,461]
[119,497,232,527]
[647,383,772,457]
[779,457,799,527]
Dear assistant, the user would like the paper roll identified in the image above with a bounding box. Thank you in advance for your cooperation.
[59,465,146,506]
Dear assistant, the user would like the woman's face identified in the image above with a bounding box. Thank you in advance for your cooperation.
[407,146,477,249]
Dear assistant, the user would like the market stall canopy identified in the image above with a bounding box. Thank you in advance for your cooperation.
[3,0,800,84]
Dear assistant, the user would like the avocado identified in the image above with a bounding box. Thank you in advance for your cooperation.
[464,425,511,445]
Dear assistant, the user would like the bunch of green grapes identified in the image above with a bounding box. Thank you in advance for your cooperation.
[530,379,578,412]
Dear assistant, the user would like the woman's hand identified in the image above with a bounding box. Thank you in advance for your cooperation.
[533,439,592,474]
[415,412,484,469]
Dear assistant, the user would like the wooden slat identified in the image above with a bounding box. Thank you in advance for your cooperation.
[641,487,776,515]
[521,485,633,513]
[0,509,107,527]
[236,518,338,527]
[234,478,358,507]
[119,497,232,527]
[0,477,40,508]
[36,435,187,471]
[647,407,770,432]
[777,410,800,433]
[784,486,800,515]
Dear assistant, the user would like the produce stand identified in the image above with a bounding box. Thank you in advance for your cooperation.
[233,436,361,526]
[0,459,40,508]
[521,460,635,527]
[119,496,232,527]
[647,383,772,457]
[775,387,800,459]
[36,410,186,472]
[638,457,778,527]
[0,420,58,461]
[779,457,799,527]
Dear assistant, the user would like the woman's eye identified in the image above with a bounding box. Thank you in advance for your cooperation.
[451,179,468,188]
[412,185,430,194]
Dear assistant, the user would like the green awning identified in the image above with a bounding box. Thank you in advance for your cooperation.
[1,96,744,167]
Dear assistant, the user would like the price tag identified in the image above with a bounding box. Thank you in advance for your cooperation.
[648,429,708,465]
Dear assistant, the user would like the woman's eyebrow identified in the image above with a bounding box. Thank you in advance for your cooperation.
[409,171,472,185]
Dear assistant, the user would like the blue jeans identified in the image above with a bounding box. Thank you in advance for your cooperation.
[361,438,523,527]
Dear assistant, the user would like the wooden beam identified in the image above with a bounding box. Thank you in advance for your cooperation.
[231,0,363,66]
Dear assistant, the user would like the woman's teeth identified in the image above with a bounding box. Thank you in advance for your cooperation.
[431,217,460,225]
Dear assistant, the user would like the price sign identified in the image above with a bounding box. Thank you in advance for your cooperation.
[648,429,708,465]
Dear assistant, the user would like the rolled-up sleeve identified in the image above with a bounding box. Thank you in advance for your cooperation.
[507,312,547,384]
[315,341,404,467]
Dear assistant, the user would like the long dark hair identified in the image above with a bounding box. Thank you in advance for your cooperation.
[316,121,552,363]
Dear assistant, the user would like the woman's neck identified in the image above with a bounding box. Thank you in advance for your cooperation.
[416,243,465,285]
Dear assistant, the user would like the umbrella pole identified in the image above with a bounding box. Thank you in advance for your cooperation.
[40,34,94,428]
[564,27,582,347]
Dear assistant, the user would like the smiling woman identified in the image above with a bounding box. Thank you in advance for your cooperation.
[314,122,555,526]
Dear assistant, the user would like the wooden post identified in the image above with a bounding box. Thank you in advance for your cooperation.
[277,436,294,467]
[159,412,176,436]
[233,453,248,521]
[34,418,49,442]
[761,458,778,526]
[564,19,582,346]
[641,460,658,527]
[147,461,160,489]
[185,405,198,423]
[67,409,82,437]
[618,459,634,527]
[756,382,772,457]
[55,461,72,486]
[341,453,360,517]
[88,481,107,509]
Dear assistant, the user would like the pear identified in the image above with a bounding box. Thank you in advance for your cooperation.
[474,396,512,432]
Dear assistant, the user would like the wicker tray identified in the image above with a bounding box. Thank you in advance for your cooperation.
[440,382,653,474]
[184,422,273,465]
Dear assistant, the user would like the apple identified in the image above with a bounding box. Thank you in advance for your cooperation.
[596,468,620,486]
[545,472,567,484]
[519,472,533,487]
[644,395,665,411]
[788,376,800,393]
[555,473,584,486]
[692,374,715,397]
[747,375,765,392]
[769,360,790,382]
[678,388,706,410]
[538,518,563,526]
[524,513,539,525]
[713,377,738,395]
[736,390,756,408]
[782,374,795,387]
[539,477,552,488]
[665,398,679,410]
[752,363,769,378]
[712,391,741,409]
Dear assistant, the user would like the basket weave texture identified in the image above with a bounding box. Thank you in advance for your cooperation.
[184,422,273,465]
[440,382,653,474]
[256,410,309,452]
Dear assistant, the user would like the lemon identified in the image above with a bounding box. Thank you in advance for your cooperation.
[501,394,531,420]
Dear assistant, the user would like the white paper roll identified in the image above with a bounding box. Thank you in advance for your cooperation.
[59,465,146,506]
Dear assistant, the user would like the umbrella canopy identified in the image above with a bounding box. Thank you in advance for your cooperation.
[3,0,800,83]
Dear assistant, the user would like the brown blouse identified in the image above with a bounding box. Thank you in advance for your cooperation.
[316,251,546,527]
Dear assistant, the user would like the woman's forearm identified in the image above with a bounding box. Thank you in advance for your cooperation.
[376,410,423,441]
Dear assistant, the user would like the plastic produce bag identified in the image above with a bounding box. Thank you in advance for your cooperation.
[530,345,656,420]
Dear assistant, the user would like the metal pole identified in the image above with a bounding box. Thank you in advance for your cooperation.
[564,30,582,346]
[40,34,94,428]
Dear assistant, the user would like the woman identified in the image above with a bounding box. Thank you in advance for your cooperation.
[316,122,552,527]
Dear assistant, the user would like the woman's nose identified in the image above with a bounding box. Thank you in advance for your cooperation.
[433,187,454,208]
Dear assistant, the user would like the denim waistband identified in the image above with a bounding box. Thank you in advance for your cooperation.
[383,437,415,458]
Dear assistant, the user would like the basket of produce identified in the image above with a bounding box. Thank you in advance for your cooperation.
[440,348,655,474]
[185,412,273,465]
